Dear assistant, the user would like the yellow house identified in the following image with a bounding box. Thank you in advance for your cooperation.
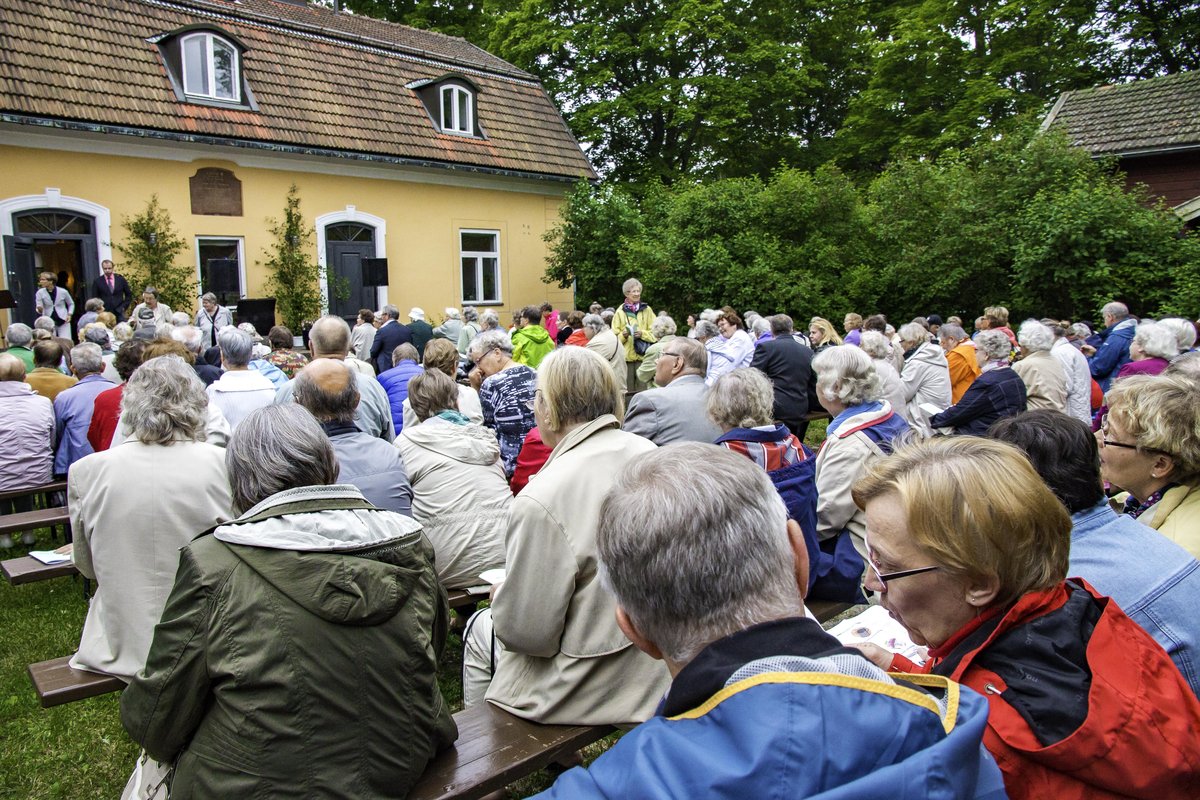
[0,0,595,334]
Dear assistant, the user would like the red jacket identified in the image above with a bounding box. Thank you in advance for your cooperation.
[894,580,1200,799]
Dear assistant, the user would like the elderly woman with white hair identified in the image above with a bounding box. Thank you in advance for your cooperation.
[455,306,482,355]
[1159,317,1198,356]
[707,368,810,470]
[634,314,679,387]
[121,404,455,797]
[859,330,907,419]
[194,292,233,350]
[1114,321,1178,380]
[468,329,537,477]
[582,312,626,392]
[69,355,233,682]
[1012,319,1067,411]
[811,346,910,572]
[462,347,670,724]
[896,322,952,437]
[930,329,1026,435]
[611,278,657,389]
[432,306,463,346]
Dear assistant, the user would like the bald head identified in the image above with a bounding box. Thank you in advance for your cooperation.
[0,353,26,381]
[308,315,353,358]
[292,358,359,424]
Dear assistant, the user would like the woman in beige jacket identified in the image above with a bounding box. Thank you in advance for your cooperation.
[462,347,671,725]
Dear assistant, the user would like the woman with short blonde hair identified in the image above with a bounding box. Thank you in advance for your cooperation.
[849,435,1200,799]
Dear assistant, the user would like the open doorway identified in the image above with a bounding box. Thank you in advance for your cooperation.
[2,210,97,332]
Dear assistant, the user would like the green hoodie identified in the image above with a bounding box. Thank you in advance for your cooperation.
[511,324,554,369]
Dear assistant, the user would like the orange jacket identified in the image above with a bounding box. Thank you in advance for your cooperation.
[946,342,981,403]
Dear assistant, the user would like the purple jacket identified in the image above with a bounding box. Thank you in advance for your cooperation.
[0,381,54,490]
[53,373,115,476]
[1116,357,1169,380]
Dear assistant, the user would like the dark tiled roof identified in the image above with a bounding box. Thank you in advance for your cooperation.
[1042,71,1200,156]
[0,0,596,180]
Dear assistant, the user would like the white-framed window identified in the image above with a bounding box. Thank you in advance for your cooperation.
[440,84,474,135]
[460,229,500,304]
[195,237,246,310]
[181,32,240,102]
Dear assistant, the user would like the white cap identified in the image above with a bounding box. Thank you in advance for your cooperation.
[409,307,426,321]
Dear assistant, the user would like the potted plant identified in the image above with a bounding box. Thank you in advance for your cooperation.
[112,195,197,312]
[262,185,322,339]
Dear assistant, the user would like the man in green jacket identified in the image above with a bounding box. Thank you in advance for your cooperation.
[511,305,555,369]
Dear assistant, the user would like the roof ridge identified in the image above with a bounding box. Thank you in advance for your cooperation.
[150,0,538,83]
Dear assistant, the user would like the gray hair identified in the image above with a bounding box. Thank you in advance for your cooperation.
[1165,351,1200,380]
[938,323,967,343]
[770,314,794,336]
[70,342,103,375]
[292,361,359,424]
[0,352,25,380]
[172,324,204,354]
[1070,323,1091,340]
[392,343,419,365]
[113,322,134,343]
[581,313,606,334]
[444,307,461,320]
[479,309,500,330]
[670,336,708,373]
[1017,319,1054,353]
[897,322,931,346]
[859,330,891,360]
[84,298,104,312]
[750,316,771,337]
[466,328,513,361]
[692,320,720,341]
[201,292,218,305]
[707,368,776,429]
[308,315,352,357]
[699,309,720,323]
[597,442,802,665]
[6,323,32,347]
[381,304,399,321]
[1102,302,1129,320]
[218,327,254,367]
[650,315,677,339]
[83,325,110,347]
[155,322,175,340]
[142,286,159,299]
[236,322,261,342]
[462,306,478,323]
[34,316,55,333]
[975,329,1013,361]
[170,311,191,327]
[622,278,643,295]
[812,345,883,406]
[120,355,207,445]
[1158,318,1197,352]
[225,404,339,515]
[1133,321,1179,360]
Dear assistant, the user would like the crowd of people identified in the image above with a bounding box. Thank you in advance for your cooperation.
[3,267,1200,798]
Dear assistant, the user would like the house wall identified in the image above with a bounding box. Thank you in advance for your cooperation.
[0,139,578,332]
[1118,150,1200,209]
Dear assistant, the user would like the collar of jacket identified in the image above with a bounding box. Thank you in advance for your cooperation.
[0,381,36,397]
[714,423,792,446]
[320,420,360,439]
[542,414,619,467]
[661,617,858,717]
[828,400,890,437]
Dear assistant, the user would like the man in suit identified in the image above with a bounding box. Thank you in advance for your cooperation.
[90,260,133,321]
[750,314,814,440]
[369,304,412,375]
[623,337,722,445]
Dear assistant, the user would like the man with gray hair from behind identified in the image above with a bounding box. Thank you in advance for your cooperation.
[207,327,277,431]
[53,342,115,476]
[537,442,1007,799]
[292,359,412,515]
[274,315,396,442]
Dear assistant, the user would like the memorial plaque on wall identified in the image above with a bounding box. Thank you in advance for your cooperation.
[189,168,243,216]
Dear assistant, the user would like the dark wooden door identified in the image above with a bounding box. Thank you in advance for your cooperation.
[325,223,376,324]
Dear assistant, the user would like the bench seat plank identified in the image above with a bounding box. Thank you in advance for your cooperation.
[0,507,70,537]
[410,703,612,800]
[0,480,67,502]
[2,555,78,585]
[28,657,124,708]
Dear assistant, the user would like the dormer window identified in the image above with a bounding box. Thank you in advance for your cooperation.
[181,32,240,102]
[409,74,483,138]
[440,85,473,135]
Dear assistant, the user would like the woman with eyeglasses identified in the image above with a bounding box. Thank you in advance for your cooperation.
[467,329,537,478]
[850,435,1200,800]
[1099,374,1200,558]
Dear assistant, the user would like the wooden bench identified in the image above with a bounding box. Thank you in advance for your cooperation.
[0,479,67,503]
[0,506,70,539]
[2,555,78,585]
[28,656,124,708]
[409,703,612,800]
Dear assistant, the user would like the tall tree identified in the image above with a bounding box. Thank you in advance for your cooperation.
[1102,0,1200,77]
[337,0,493,45]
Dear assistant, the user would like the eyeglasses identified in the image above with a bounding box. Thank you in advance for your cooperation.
[659,351,683,363]
[472,347,497,367]
[865,544,939,588]
[525,388,542,411]
[1098,414,1141,451]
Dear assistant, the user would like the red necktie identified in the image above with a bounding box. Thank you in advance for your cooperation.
[107,275,114,291]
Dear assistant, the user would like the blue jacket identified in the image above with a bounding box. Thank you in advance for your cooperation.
[378,361,423,433]
[1088,317,1136,391]
[1070,499,1200,696]
[537,618,1008,800]
[930,367,1026,436]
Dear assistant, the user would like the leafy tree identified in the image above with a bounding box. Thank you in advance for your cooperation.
[1102,0,1200,77]
[262,186,323,333]
[488,0,870,182]
[543,180,644,307]
[112,196,197,313]
[333,0,493,44]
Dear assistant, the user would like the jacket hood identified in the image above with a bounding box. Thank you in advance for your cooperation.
[400,416,501,465]
[909,341,949,367]
[514,325,551,345]
[213,485,427,625]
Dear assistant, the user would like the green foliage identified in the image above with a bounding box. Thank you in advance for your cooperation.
[337,0,493,44]
[111,196,197,313]
[261,186,323,333]
[544,180,645,307]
